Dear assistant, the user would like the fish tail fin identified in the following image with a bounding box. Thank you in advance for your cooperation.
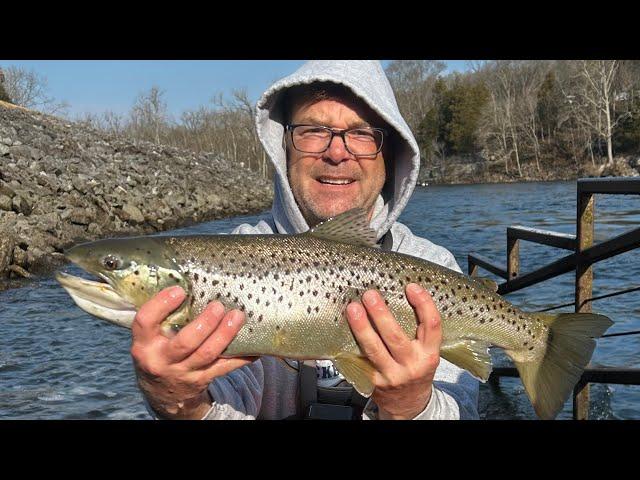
[508,312,612,420]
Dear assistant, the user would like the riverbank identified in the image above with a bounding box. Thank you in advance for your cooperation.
[417,154,640,185]
[0,102,273,289]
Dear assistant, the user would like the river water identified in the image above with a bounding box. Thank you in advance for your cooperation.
[1,180,639,419]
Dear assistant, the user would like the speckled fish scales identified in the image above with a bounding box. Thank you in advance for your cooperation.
[58,208,613,418]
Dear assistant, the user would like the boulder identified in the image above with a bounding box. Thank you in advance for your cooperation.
[121,203,145,224]
[12,195,32,215]
[0,195,12,211]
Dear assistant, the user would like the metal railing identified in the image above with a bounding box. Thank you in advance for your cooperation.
[468,177,640,420]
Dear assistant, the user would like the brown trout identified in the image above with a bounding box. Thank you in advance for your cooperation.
[55,209,612,419]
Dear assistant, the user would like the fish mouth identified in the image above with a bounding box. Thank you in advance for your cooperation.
[55,271,136,329]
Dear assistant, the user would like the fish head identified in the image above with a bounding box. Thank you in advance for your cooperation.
[56,236,192,336]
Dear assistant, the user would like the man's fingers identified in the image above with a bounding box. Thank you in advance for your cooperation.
[183,309,246,369]
[361,290,413,363]
[345,301,394,373]
[164,302,226,363]
[132,286,186,343]
[406,283,442,350]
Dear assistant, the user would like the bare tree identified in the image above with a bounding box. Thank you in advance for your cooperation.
[385,60,447,132]
[129,86,169,145]
[2,66,69,114]
[566,60,632,168]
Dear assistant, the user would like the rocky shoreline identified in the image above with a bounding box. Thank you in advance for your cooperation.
[0,102,273,290]
[417,155,640,186]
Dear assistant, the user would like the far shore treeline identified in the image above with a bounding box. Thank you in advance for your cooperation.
[2,61,640,184]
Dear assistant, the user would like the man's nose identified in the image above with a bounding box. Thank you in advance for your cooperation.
[324,134,352,164]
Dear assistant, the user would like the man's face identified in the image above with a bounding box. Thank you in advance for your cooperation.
[286,97,387,227]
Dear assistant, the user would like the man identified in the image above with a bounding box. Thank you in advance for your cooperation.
[131,60,479,420]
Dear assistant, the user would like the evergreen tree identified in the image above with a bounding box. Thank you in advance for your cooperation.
[441,79,489,155]
[536,70,561,142]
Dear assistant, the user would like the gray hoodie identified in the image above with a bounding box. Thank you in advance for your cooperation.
[147,60,479,420]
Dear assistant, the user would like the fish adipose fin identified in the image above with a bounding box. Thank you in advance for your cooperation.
[334,353,377,397]
[509,312,613,420]
[307,208,378,247]
[441,339,493,381]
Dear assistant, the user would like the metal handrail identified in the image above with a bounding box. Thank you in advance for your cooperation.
[468,177,640,420]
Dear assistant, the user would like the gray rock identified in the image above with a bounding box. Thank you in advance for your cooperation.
[121,203,145,224]
[61,207,94,226]
[0,195,12,211]
[0,234,14,278]
[0,182,15,198]
[12,195,32,215]
[12,246,27,267]
[0,144,9,156]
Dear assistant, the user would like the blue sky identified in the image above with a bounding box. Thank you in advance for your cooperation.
[0,60,471,119]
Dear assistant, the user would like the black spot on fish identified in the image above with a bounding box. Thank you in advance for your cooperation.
[457,309,462,315]
[258,315,263,322]
[480,319,485,323]
[200,292,205,298]
[194,273,199,281]
[462,297,467,302]
[135,270,140,276]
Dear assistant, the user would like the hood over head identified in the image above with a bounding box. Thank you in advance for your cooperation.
[255,60,420,241]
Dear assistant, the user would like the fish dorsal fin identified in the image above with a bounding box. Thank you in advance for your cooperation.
[476,277,498,292]
[306,208,377,247]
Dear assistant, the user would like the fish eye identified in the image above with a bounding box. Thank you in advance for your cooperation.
[102,255,123,271]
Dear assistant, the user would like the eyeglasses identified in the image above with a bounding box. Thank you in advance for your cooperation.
[285,124,386,157]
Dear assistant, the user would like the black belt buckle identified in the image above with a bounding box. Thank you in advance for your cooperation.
[305,403,355,420]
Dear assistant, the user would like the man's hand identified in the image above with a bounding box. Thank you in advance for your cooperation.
[130,285,254,420]
[346,283,442,420]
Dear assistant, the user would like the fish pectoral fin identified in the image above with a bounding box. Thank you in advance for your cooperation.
[440,339,493,382]
[333,353,377,398]
[306,208,378,247]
